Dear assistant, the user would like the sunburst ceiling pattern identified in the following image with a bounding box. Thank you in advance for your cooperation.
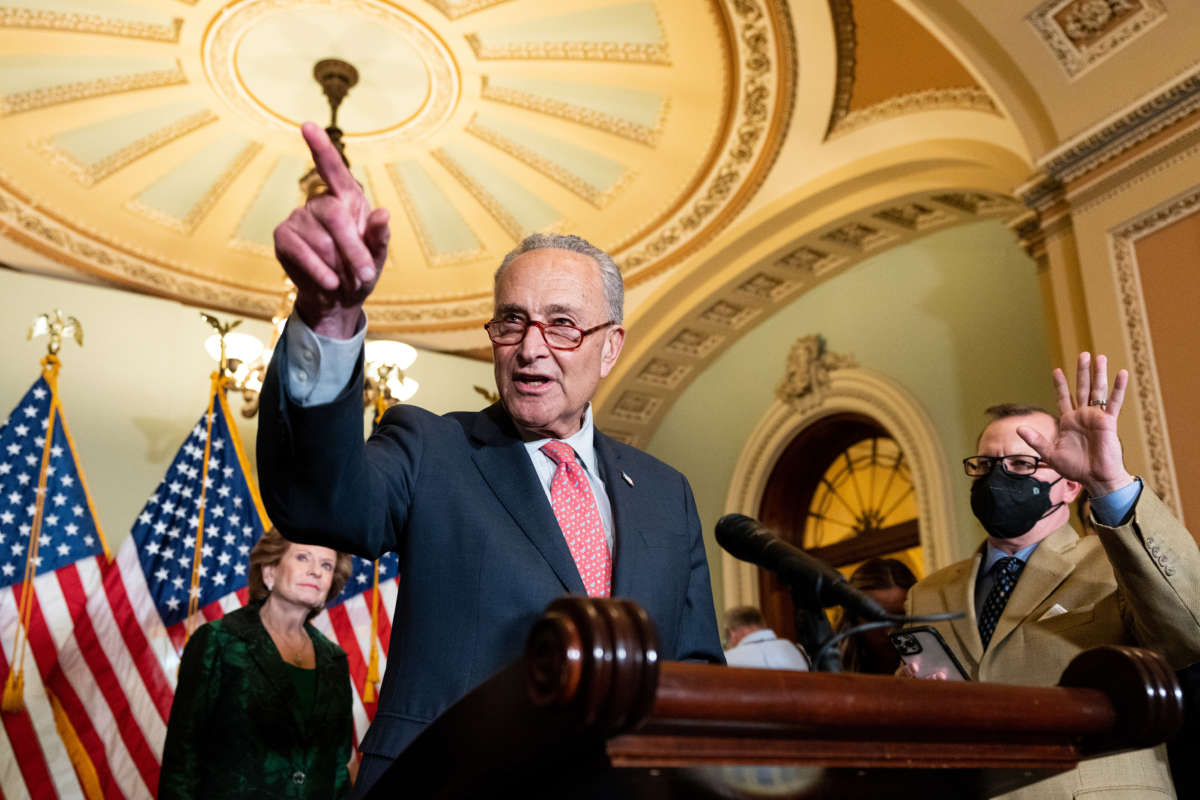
[0,0,794,342]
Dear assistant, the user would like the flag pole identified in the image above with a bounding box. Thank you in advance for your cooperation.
[1,354,62,712]
[363,560,381,702]
[182,370,223,647]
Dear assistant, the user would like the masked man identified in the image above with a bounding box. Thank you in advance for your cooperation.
[907,352,1200,800]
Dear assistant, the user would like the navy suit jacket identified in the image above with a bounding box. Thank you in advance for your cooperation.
[256,338,724,762]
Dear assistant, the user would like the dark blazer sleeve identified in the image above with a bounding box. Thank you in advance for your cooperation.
[257,327,422,560]
[158,625,221,800]
[675,474,726,664]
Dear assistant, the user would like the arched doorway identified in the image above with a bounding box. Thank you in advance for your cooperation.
[756,412,924,641]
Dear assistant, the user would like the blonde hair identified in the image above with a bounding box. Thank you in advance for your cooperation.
[248,528,353,621]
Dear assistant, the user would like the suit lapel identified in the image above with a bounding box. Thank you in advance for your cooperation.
[945,551,985,666]
[595,433,648,598]
[985,524,1078,655]
[227,606,309,736]
[468,405,586,595]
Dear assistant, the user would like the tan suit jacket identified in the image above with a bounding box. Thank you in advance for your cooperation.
[908,488,1200,799]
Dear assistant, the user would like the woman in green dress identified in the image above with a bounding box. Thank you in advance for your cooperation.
[159,528,356,799]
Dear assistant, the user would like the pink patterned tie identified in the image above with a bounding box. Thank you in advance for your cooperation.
[540,440,611,597]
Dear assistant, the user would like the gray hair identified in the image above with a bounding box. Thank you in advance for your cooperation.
[495,233,624,324]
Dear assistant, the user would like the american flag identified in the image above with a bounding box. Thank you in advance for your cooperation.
[0,366,113,799]
[46,385,400,797]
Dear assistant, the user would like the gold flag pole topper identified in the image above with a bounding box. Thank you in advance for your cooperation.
[4,311,83,712]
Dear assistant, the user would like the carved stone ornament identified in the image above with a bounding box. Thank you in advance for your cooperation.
[1027,0,1166,79]
[775,334,856,412]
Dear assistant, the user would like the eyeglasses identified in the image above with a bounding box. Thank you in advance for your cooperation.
[483,318,615,351]
[962,455,1047,477]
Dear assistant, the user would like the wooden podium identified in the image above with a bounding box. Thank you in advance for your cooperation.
[368,598,1183,798]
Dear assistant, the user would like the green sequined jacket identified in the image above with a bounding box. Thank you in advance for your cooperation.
[158,603,353,799]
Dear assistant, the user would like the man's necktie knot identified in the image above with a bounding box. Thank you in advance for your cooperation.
[978,556,1024,649]
[540,441,611,598]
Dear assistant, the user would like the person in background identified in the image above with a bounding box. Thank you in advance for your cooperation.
[837,557,917,674]
[905,353,1200,799]
[723,606,810,670]
[159,528,355,799]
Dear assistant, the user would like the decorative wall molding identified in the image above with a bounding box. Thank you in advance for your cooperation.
[1106,188,1195,520]
[1026,0,1166,80]
[721,367,957,607]
[774,335,856,415]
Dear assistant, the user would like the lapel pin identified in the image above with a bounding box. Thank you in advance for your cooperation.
[621,471,634,487]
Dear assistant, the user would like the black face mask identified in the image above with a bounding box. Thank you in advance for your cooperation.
[970,468,1063,540]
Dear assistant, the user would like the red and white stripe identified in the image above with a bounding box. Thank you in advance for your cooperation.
[7,540,400,799]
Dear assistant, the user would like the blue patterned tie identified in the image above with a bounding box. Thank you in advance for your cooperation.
[978,557,1024,648]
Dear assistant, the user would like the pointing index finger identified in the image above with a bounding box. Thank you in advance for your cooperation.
[301,121,359,198]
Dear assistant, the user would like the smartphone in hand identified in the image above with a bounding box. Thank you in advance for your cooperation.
[890,626,970,681]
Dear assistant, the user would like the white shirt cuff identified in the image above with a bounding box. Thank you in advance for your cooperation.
[283,311,366,406]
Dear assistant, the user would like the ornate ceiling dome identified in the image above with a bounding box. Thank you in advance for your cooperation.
[0,0,794,348]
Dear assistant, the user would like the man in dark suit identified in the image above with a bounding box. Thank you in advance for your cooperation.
[257,123,724,794]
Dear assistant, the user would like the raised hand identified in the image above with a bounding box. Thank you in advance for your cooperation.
[273,122,390,338]
[1016,352,1135,497]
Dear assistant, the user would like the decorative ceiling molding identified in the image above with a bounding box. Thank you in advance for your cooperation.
[824,0,997,140]
[831,88,998,137]
[0,6,183,42]
[479,76,669,145]
[425,0,513,20]
[0,0,794,338]
[1032,63,1200,187]
[614,0,796,278]
[596,189,1024,447]
[1026,0,1166,80]
[0,184,278,316]
[38,108,218,188]
[0,58,187,115]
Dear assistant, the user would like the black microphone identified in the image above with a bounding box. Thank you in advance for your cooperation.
[715,513,892,622]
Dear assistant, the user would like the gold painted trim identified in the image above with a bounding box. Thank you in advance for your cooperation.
[466,114,633,209]
[432,147,562,241]
[1108,189,1195,518]
[385,161,488,267]
[615,0,797,282]
[825,0,856,137]
[0,63,187,116]
[0,187,277,316]
[425,0,513,20]
[126,142,262,234]
[830,88,998,137]
[479,76,668,146]
[37,110,218,187]
[466,34,669,64]
[0,8,182,41]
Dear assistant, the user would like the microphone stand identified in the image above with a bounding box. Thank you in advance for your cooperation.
[790,582,842,673]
